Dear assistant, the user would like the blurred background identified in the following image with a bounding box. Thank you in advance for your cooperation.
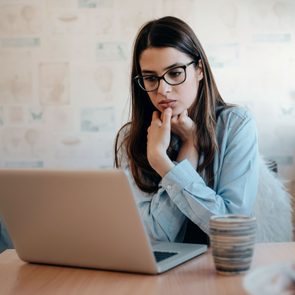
[0,1,294,204]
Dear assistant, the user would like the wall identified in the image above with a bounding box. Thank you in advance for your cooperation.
[0,0,295,198]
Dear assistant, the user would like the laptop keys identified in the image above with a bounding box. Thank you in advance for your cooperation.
[153,251,177,262]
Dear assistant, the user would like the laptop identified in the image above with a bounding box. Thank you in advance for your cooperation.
[0,169,207,274]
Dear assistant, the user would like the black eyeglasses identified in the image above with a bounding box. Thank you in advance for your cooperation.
[134,60,197,92]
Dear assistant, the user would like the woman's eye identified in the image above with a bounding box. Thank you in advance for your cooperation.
[143,76,157,82]
[168,70,182,78]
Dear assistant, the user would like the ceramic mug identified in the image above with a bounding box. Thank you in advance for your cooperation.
[209,214,256,275]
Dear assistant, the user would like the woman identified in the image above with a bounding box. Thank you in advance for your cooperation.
[114,16,259,244]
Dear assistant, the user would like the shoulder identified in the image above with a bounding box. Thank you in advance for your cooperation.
[216,105,257,143]
[215,106,258,160]
[219,105,254,122]
[218,106,256,131]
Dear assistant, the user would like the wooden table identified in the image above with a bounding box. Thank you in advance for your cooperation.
[0,243,294,295]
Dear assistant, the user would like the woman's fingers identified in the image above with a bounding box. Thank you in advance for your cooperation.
[162,108,172,128]
[179,109,188,122]
[147,108,172,163]
[171,109,188,125]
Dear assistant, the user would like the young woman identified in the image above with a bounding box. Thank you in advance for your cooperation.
[114,16,259,244]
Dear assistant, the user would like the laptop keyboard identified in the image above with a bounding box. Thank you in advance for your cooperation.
[153,251,178,262]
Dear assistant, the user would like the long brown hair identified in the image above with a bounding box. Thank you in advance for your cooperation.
[115,16,227,193]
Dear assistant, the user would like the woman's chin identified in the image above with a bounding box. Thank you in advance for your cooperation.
[171,110,181,116]
[160,109,181,117]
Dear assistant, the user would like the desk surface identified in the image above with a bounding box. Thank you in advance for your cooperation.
[0,242,294,295]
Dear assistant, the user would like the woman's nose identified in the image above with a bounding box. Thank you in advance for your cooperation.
[157,78,172,95]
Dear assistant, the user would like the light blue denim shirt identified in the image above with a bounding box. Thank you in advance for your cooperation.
[120,106,259,243]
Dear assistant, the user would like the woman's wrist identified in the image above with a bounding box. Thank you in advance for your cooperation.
[148,151,175,177]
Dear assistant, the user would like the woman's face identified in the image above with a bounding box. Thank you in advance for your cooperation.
[139,47,203,116]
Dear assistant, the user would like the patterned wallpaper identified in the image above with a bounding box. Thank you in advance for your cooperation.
[0,0,295,194]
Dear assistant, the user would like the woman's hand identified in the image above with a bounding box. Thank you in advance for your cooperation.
[170,109,196,144]
[147,108,175,177]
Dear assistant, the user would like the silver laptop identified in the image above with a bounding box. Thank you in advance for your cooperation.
[0,169,207,274]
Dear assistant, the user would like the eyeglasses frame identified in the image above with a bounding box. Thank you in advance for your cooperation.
[134,59,199,92]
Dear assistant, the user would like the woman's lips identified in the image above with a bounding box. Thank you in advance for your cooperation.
[159,100,176,108]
